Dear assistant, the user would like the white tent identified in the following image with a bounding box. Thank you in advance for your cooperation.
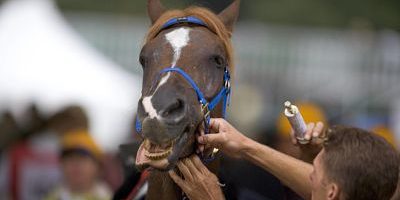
[0,0,141,151]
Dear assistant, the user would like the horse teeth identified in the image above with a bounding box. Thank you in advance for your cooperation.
[145,148,172,160]
[143,140,174,160]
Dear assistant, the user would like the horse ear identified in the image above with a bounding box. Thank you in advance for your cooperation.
[147,0,166,24]
[218,0,240,32]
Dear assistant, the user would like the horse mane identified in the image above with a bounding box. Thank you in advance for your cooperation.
[145,6,235,72]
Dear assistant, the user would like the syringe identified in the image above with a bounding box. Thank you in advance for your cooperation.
[284,101,309,144]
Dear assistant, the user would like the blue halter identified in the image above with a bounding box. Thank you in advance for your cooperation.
[135,67,231,133]
[161,16,207,29]
[160,67,231,131]
[135,16,231,162]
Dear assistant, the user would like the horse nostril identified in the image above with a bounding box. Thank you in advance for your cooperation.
[161,99,186,120]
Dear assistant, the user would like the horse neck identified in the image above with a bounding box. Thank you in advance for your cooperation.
[146,170,180,200]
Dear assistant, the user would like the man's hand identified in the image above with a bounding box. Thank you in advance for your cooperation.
[168,155,225,200]
[197,118,251,159]
[291,122,325,162]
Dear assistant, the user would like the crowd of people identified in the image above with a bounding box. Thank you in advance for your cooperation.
[0,105,115,200]
[0,102,399,200]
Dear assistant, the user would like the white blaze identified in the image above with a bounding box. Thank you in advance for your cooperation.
[166,27,190,67]
[142,27,191,119]
[142,96,158,119]
[157,27,190,89]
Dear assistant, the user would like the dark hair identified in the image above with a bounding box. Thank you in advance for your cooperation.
[322,126,399,200]
[61,148,98,163]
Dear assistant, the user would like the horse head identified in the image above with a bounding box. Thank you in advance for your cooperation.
[135,0,240,171]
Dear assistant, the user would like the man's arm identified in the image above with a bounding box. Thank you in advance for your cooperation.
[199,118,313,200]
[242,138,313,199]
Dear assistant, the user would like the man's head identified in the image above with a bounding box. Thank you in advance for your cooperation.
[310,126,399,200]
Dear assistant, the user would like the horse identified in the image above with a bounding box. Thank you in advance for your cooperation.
[133,0,240,199]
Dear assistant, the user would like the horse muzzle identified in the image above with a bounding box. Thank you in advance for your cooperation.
[135,98,200,170]
[135,118,197,171]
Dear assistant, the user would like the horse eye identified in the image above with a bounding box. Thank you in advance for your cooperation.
[139,56,146,68]
[213,55,225,68]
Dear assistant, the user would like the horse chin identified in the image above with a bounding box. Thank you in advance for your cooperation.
[135,125,195,171]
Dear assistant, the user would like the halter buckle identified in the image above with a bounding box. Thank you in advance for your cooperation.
[224,80,231,90]
[177,17,188,23]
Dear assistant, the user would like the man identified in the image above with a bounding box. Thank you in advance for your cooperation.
[169,118,399,200]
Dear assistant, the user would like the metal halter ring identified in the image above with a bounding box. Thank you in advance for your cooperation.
[201,103,210,119]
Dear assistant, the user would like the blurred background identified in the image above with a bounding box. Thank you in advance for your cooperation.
[0,0,399,199]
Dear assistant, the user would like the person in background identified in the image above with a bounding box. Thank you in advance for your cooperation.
[0,105,61,200]
[371,124,397,148]
[45,131,111,200]
[370,124,399,200]
[0,111,21,153]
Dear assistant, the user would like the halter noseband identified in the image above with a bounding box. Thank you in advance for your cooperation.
[135,16,232,162]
